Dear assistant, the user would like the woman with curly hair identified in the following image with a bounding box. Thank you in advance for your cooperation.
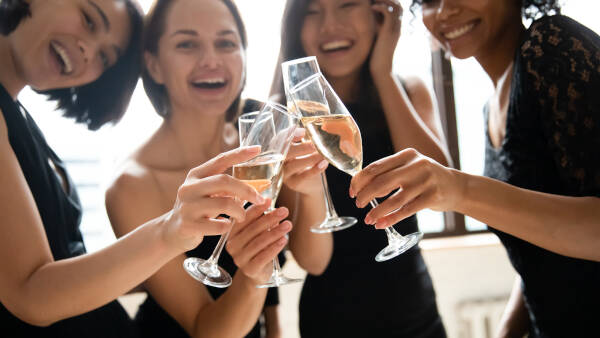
[349,0,600,337]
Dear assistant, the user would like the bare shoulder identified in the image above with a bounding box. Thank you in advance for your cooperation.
[105,158,165,236]
[0,108,8,146]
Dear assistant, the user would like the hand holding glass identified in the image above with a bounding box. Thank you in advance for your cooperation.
[290,73,423,262]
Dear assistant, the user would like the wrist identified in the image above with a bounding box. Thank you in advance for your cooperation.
[371,70,395,89]
[452,169,473,214]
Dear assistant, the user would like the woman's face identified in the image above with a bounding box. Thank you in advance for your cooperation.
[147,0,245,117]
[10,0,131,90]
[300,0,377,79]
[421,0,521,59]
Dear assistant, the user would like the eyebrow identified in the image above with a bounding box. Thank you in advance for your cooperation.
[88,0,110,32]
[170,29,237,38]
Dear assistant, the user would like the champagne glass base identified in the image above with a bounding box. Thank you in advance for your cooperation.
[310,216,357,233]
[183,258,232,288]
[256,273,303,288]
[375,232,423,262]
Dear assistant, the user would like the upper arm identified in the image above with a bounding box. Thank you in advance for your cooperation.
[519,16,600,196]
[0,109,54,317]
[402,75,446,144]
[105,169,215,335]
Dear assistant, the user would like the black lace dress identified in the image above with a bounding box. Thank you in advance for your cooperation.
[0,84,138,338]
[135,99,283,338]
[483,15,600,338]
[299,100,446,338]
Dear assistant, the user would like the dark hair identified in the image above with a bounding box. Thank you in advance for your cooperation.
[270,0,381,109]
[0,0,144,131]
[409,0,561,21]
[142,0,248,122]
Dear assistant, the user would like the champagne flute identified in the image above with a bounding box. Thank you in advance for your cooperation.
[237,103,303,288]
[290,73,423,262]
[282,56,357,234]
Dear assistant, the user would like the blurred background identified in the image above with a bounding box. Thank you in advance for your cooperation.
[18,1,597,337]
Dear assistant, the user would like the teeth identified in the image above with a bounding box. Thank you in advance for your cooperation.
[194,78,225,85]
[51,42,73,74]
[321,40,352,51]
[444,23,475,40]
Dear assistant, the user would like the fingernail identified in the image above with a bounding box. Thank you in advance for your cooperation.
[376,220,388,228]
[364,215,373,224]
[349,187,355,198]
[276,207,288,217]
[282,221,292,231]
[318,160,328,169]
[278,237,288,245]
[256,194,265,204]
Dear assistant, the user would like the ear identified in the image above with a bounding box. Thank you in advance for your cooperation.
[144,51,165,84]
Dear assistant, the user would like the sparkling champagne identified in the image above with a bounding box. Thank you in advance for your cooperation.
[301,114,363,176]
[233,153,285,209]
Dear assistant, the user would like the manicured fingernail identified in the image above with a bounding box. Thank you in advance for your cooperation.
[318,160,328,169]
[281,221,292,231]
[278,237,288,245]
[276,207,288,217]
[376,220,388,228]
[349,187,355,198]
[364,215,373,225]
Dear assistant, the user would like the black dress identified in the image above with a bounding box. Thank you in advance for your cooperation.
[135,98,282,338]
[0,84,138,337]
[299,101,446,337]
[483,15,600,338]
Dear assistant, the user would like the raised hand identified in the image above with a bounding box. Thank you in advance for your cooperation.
[282,128,329,195]
[162,146,267,251]
[226,202,292,283]
[349,148,465,229]
[370,0,403,78]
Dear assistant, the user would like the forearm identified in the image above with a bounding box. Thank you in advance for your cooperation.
[15,216,178,326]
[496,277,529,338]
[458,172,600,261]
[287,189,333,275]
[373,73,449,165]
[192,272,268,337]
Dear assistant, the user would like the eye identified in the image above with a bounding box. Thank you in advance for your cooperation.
[340,1,357,9]
[82,11,96,32]
[99,51,110,70]
[216,39,237,50]
[176,40,198,49]
[306,6,320,15]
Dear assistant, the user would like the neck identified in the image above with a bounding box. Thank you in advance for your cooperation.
[0,35,26,98]
[476,21,525,86]
[326,70,362,103]
[163,106,231,169]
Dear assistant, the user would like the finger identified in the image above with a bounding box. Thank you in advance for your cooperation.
[181,174,265,206]
[232,221,291,268]
[373,192,433,229]
[292,128,306,142]
[195,218,233,236]
[283,153,325,179]
[364,177,426,224]
[350,148,419,198]
[285,160,328,186]
[197,197,247,222]
[286,141,317,159]
[189,146,261,178]
[246,236,288,276]
[228,201,271,237]
[228,206,289,254]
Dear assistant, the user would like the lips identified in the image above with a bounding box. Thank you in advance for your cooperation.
[442,22,476,40]
[320,39,353,53]
[50,41,74,75]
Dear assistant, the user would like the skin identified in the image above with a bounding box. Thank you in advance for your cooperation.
[106,0,286,337]
[349,0,600,336]
[0,0,266,327]
[279,0,450,275]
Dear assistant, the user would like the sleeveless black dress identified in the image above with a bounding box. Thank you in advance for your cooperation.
[483,15,600,338]
[0,84,138,337]
[299,100,446,337]
[135,99,282,338]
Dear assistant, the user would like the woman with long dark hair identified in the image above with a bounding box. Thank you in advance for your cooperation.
[106,0,289,337]
[272,0,450,336]
[0,0,266,336]
[350,1,600,336]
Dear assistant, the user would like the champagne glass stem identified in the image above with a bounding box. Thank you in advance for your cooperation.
[369,199,404,243]
[320,172,339,219]
[272,256,283,276]
[206,226,232,266]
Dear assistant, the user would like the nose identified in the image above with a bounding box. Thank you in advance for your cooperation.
[199,46,222,69]
[320,9,343,34]
[436,0,460,21]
